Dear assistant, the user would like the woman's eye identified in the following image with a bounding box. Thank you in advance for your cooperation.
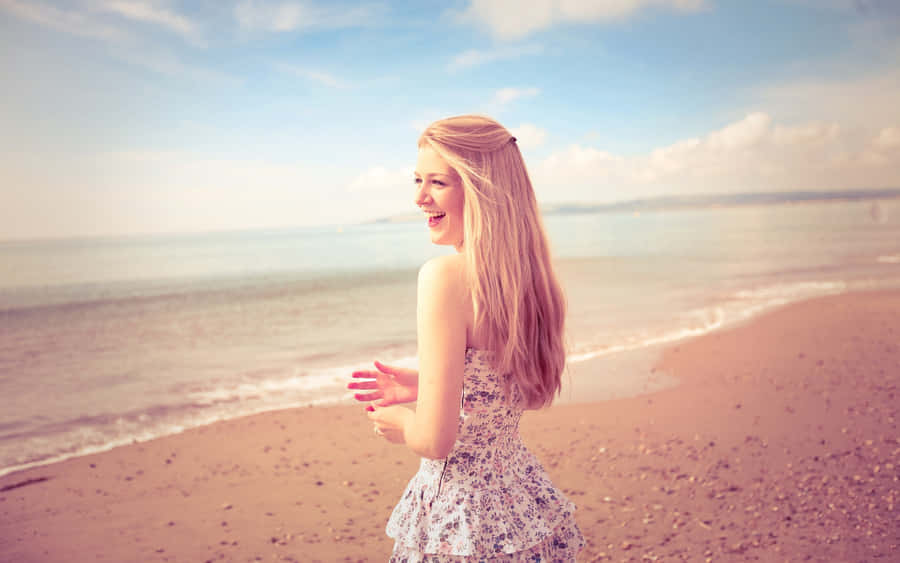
[414,178,422,184]
[433,180,446,186]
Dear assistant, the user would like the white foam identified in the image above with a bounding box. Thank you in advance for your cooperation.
[187,355,420,406]
[733,280,845,300]
[189,372,341,405]
[567,280,847,365]
[0,390,359,479]
[0,352,425,478]
[0,421,191,478]
[567,307,726,363]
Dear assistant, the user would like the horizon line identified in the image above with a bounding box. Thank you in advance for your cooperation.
[3,186,899,245]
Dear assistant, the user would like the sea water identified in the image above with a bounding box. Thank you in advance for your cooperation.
[1,199,899,476]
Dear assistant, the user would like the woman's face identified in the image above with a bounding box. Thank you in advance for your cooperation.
[414,146,465,251]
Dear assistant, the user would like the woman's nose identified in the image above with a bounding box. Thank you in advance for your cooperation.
[414,183,430,206]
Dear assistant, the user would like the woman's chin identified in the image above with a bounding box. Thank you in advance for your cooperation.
[428,229,447,245]
[429,232,461,248]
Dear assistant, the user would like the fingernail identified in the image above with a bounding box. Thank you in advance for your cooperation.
[365,405,374,412]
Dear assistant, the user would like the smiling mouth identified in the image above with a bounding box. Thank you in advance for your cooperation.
[424,210,446,227]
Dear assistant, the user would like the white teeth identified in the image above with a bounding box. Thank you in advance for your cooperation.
[423,210,445,218]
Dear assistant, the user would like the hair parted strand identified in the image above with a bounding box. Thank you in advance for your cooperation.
[418,115,567,409]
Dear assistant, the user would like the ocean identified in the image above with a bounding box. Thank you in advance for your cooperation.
[1,199,899,477]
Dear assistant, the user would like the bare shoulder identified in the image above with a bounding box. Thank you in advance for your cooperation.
[418,254,466,283]
[417,254,467,302]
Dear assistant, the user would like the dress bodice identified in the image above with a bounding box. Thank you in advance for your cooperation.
[453,347,525,451]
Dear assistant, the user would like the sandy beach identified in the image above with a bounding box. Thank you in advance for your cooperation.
[1,290,897,562]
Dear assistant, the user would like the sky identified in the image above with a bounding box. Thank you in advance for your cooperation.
[1,0,899,241]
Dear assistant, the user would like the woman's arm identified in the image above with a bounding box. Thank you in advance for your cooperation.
[368,254,467,459]
[406,254,467,458]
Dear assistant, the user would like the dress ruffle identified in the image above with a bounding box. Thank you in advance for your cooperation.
[389,518,584,562]
[386,444,579,556]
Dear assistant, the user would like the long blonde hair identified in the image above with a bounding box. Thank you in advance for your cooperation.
[418,115,566,409]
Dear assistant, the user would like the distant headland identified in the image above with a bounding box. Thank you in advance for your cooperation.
[369,188,900,224]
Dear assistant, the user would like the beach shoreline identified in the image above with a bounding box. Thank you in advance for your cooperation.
[2,289,898,561]
[1,277,856,482]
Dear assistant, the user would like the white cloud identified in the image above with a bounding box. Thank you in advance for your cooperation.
[448,43,544,71]
[98,1,197,37]
[757,68,900,131]
[110,47,240,84]
[234,0,383,32]
[872,126,900,151]
[771,122,840,147]
[455,0,554,40]
[860,126,900,165]
[0,0,205,45]
[348,166,414,193]
[538,144,625,189]
[530,112,900,204]
[0,0,230,81]
[235,1,307,31]
[0,0,130,42]
[273,62,347,88]
[509,123,547,150]
[491,87,540,106]
[456,0,706,40]
[705,112,771,151]
[558,0,705,21]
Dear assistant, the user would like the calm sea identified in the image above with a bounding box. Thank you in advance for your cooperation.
[1,199,899,476]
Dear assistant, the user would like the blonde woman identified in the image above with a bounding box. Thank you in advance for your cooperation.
[348,115,584,561]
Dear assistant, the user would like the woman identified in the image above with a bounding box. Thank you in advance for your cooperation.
[347,115,585,561]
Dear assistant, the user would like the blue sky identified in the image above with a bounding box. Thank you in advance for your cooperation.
[1,0,899,240]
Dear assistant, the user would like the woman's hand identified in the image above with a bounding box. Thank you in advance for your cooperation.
[348,361,418,407]
[368,405,413,444]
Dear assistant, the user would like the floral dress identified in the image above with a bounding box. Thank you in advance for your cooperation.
[386,348,585,562]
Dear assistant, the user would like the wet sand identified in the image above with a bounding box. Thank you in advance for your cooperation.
[1,290,897,562]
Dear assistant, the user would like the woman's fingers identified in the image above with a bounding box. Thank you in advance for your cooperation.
[352,391,383,402]
[347,380,378,390]
[351,370,379,379]
[350,362,409,406]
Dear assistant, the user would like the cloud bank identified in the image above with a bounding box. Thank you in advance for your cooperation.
[457,0,706,39]
[531,112,900,203]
